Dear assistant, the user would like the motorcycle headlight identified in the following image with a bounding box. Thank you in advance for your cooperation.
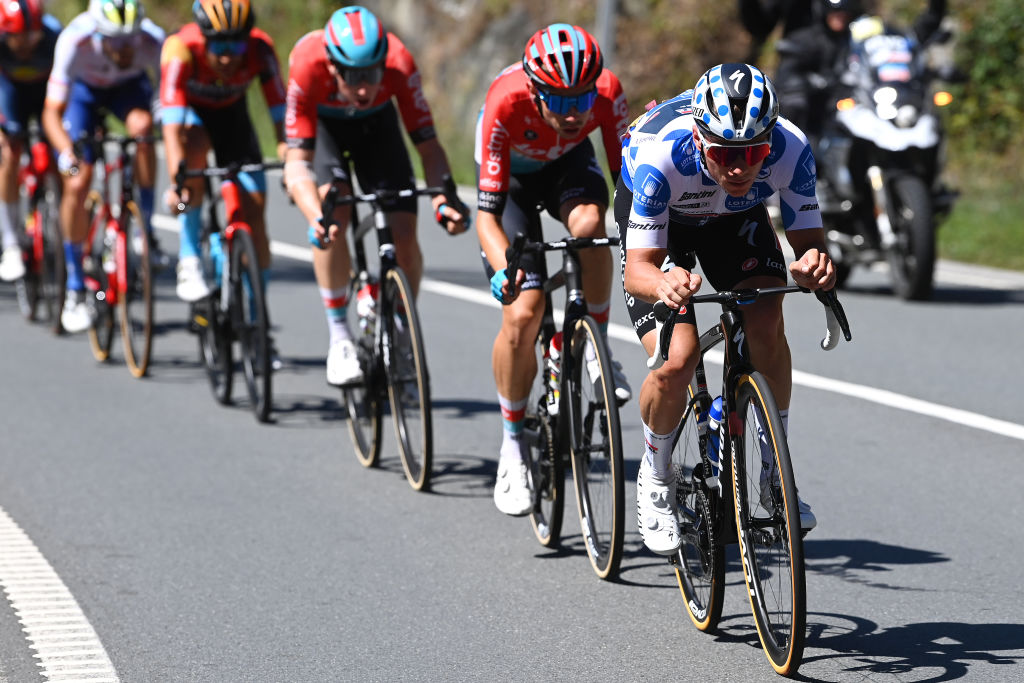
[873,87,899,121]
[895,104,918,128]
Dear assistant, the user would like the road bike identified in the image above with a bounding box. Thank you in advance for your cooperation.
[504,233,626,581]
[175,160,281,423]
[79,132,156,378]
[324,174,462,491]
[650,283,851,676]
[13,131,64,331]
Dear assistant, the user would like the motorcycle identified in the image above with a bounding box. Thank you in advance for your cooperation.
[797,16,958,300]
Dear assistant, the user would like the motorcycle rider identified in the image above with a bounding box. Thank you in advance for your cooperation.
[775,0,946,148]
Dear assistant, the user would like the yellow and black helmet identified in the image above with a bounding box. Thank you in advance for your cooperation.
[192,0,254,40]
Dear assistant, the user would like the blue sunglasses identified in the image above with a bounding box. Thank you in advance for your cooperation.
[536,87,598,115]
[207,39,247,57]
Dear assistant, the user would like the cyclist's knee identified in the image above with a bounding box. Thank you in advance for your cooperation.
[564,202,607,238]
[500,298,542,349]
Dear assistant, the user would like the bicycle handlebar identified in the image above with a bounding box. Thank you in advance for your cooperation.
[646,285,852,370]
[173,160,284,212]
[315,172,463,248]
[501,234,621,303]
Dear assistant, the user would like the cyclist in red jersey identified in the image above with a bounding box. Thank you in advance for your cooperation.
[477,23,632,516]
[161,0,286,333]
[284,6,467,387]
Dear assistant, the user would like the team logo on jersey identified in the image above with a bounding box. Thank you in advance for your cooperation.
[741,257,759,271]
[793,145,817,194]
[524,129,537,140]
[631,164,670,217]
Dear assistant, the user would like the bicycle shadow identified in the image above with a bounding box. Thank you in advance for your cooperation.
[805,538,949,591]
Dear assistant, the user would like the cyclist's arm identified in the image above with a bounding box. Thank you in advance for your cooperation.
[784,226,835,290]
[41,98,71,164]
[624,246,701,310]
[414,135,467,234]
[476,208,509,274]
[284,145,328,238]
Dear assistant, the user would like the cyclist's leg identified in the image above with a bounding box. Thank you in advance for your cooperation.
[109,76,157,245]
[0,75,33,281]
[693,205,814,529]
[166,111,212,301]
[479,172,547,515]
[614,176,702,553]
[311,118,361,385]
[55,82,99,332]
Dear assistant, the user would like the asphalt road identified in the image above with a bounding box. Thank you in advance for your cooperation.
[1,179,1023,682]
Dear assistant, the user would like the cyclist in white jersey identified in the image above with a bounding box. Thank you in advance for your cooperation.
[41,0,164,333]
[616,63,836,556]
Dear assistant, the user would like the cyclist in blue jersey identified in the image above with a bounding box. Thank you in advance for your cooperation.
[0,0,60,282]
[617,63,836,556]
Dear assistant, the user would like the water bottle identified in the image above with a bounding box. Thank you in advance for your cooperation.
[706,396,723,480]
[545,331,563,416]
[356,276,379,334]
[102,226,117,274]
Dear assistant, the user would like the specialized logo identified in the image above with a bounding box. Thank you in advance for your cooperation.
[631,164,670,217]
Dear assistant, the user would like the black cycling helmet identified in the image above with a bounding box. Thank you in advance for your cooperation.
[822,0,861,14]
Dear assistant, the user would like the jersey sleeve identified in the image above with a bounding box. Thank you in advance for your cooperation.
[44,19,79,104]
[474,87,513,216]
[252,32,286,124]
[159,34,192,124]
[284,33,322,149]
[777,129,822,231]
[596,71,629,176]
[385,36,436,144]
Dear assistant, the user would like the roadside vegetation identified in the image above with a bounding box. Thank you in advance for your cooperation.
[45,0,1022,271]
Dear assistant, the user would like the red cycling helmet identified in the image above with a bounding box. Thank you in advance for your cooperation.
[0,0,44,34]
[522,23,603,92]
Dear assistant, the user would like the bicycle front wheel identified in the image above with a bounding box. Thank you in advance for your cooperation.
[85,194,113,360]
[732,371,806,676]
[342,333,383,469]
[118,201,153,378]
[566,315,624,580]
[528,336,564,547]
[231,228,272,423]
[383,267,432,491]
[673,381,725,632]
[42,176,66,332]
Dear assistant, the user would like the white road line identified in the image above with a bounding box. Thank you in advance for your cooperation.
[152,216,1024,442]
[0,508,120,683]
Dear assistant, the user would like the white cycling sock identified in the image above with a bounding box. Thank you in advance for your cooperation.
[642,420,679,480]
[0,201,19,249]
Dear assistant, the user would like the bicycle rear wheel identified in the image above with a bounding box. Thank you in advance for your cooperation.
[85,194,113,360]
[383,267,432,491]
[118,201,153,378]
[528,336,564,547]
[565,316,624,580]
[231,228,272,422]
[732,371,806,676]
[673,381,725,632]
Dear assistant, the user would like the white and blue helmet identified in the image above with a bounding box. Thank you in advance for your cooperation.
[691,63,779,141]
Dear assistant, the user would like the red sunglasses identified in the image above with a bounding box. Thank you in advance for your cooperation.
[699,132,772,167]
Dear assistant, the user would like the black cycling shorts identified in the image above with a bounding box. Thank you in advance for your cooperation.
[479,137,609,291]
[614,175,787,340]
[313,103,417,213]
[193,98,262,167]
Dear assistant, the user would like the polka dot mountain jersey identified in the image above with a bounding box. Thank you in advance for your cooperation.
[620,90,821,250]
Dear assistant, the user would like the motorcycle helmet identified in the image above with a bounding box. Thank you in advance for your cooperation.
[822,0,862,15]
[192,0,254,40]
[0,0,44,33]
[692,63,779,141]
[522,23,603,92]
[323,5,388,68]
[89,0,144,36]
